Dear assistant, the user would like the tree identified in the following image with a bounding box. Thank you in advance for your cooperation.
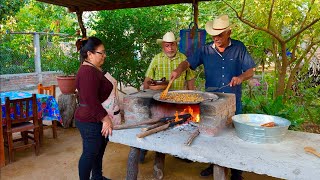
[0,0,27,24]
[89,6,189,90]
[220,0,320,101]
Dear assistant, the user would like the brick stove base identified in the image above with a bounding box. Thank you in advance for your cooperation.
[123,90,236,136]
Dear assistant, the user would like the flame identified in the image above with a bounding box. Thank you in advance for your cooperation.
[173,106,200,123]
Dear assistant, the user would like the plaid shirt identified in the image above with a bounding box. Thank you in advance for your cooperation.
[145,52,195,90]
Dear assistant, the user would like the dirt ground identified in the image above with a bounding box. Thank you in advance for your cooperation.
[0,127,280,180]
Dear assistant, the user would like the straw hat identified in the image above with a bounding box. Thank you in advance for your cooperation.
[156,32,180,44]
[205,15,235,36]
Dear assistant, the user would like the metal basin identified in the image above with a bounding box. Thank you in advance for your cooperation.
[232,114,291,144]
[153,90,219,104]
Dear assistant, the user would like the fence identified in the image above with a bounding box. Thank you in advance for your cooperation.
[0,32,76,92]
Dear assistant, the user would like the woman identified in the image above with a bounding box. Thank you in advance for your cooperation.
[75,37,113,180]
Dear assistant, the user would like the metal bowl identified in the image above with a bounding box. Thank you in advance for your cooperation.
[153,90,219,104]
[232,114,291,144]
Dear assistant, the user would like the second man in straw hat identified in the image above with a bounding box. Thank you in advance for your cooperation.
[143,31,195,90]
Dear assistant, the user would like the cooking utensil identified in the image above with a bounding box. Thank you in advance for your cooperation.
[206,84,230,91]
[304,146,320,158]
[160,79,173,99]
[153,90,219,104]
[232,114,291,144]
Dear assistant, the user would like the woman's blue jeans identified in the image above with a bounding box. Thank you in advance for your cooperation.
[76,120,109,180]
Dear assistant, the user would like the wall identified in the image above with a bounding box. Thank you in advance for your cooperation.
[0,71,61,92]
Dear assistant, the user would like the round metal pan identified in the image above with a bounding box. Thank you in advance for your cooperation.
[153,90,219,104]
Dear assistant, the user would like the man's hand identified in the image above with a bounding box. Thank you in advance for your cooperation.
[229,68,255,86]
[101,115,113,137]
[170,70,179,81]
[229,76,243,87]
[170,60,190,81]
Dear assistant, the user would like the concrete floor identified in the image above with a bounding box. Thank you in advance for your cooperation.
[0,127,280,180]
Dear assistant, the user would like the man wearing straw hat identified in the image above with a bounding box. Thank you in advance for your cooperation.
[140,32,196,163]
[170,15,256,179]
[143,31,195,90]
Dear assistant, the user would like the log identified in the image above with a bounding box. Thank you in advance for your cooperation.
[114,118,160,130]
[185,129,200,146]
[126,147,140,180]
[141,122,166,131]
[58,94,77,128]
[136,123,170,138]
[153,152,165,180]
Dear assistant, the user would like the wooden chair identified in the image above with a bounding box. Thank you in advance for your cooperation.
[3,94,40,163]
[37,83,58,141]
[0,107,5,167]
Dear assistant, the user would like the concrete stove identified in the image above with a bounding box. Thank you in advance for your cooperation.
[123,89,236,136]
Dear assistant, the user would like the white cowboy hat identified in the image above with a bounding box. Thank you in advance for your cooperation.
[205,15,235,36]
[156,32,180,44]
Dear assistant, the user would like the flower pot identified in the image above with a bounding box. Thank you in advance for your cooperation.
[56,76,76,94]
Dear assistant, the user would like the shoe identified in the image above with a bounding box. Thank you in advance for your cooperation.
[139,149,148,163]
[91,176,111,180]
[200,164,213,177]
[230,169,243,180]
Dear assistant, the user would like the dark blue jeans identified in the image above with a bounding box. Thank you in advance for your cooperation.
[76,120,109,180]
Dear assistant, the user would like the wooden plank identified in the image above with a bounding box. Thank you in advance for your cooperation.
[0,107,5,167]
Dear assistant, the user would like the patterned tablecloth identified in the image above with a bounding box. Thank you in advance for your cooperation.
[1,91,62,125]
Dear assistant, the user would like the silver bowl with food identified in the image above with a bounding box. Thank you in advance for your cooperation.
[232,114,291,144]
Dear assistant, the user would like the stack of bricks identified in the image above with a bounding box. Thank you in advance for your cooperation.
[123,90,236,136]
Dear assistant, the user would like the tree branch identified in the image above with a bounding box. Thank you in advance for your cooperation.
[240,0,246,18]
[223,0,284,43]
[267,0,275,29]
[291,0,315,62]
[285,41,317,97]
[285,18,320,43]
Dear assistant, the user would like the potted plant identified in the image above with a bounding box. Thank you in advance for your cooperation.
[54,52,80,94]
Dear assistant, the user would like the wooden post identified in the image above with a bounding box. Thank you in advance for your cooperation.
[76,10,87,38]
[0,108,5,167]
[213,164,228,180]
[126,147,140,180]
[33,33,42,83]
[193,0,199,25]
[153,152,165,180]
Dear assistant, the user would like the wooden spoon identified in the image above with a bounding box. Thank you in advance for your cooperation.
[160,79,173,99]
[304,146,320,158]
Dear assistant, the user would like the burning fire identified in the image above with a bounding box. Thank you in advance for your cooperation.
[174,106,200,122]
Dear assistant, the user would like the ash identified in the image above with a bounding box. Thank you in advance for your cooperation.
[174,122,198,132]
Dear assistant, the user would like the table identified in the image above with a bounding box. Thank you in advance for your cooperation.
[1,91,62,124]
[109,126,320,180]
[1,91,62,165]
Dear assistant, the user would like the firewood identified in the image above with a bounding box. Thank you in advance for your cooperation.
[136,123,170,138]
[113,118,160,130]
[185,129,200,146]
[141,122,166,132]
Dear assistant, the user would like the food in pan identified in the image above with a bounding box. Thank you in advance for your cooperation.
[261,122,276,127]
[161,92,204,103]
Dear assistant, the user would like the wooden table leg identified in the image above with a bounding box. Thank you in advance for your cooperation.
[213,164,228,180]
[126,147,140,180]
[0,108,5,167]
[153,152,165,180]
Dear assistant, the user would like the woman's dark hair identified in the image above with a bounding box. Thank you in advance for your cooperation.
[76,37,103,63]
